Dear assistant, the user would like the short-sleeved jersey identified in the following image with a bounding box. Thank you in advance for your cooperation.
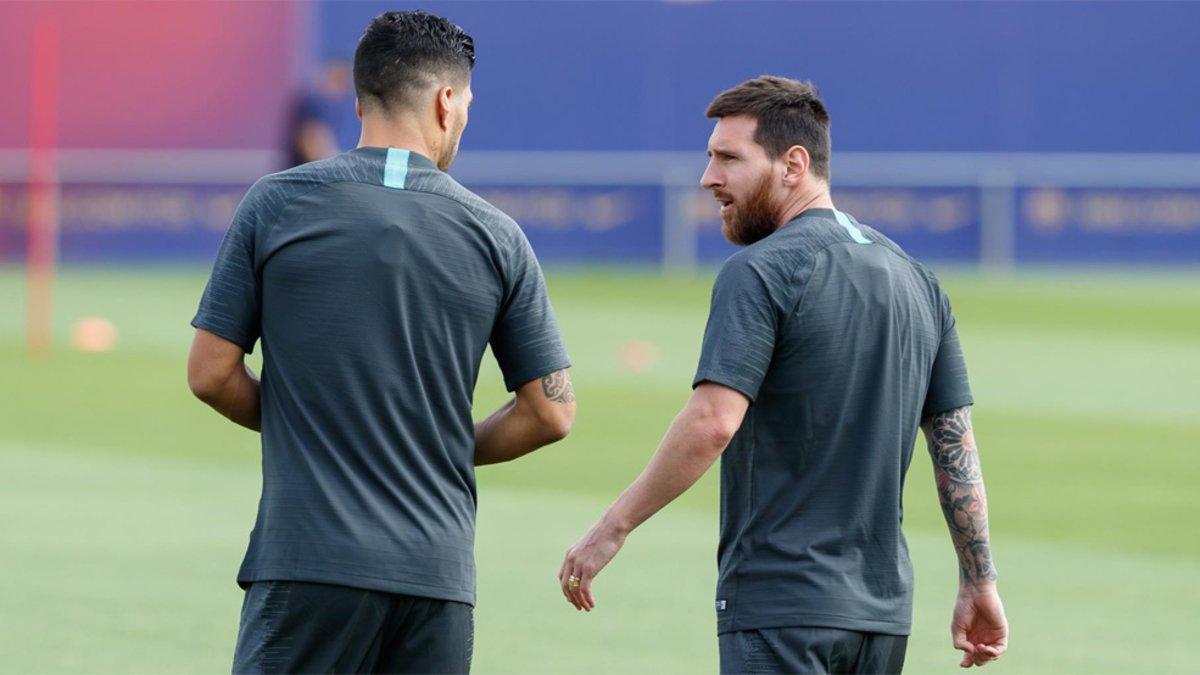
[694,208,973,635]
[192,147,570,605]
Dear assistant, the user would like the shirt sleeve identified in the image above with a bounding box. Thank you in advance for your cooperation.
[922,287,975,418]
[190,190,262,353]
[490,231,571,391]
[692,255,779,403]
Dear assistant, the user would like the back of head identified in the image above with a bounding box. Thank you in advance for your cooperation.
[354,10,475,115]
[706,76,832,180]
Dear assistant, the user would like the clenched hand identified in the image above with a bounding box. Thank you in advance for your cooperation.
[952,585,1008,667]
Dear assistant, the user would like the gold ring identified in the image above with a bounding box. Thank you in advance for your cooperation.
[568,575,581,588]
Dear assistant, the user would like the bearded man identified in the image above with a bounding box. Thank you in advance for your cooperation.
[558,76,1007,674]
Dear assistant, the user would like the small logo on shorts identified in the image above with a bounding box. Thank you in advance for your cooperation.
[716,600,727,611]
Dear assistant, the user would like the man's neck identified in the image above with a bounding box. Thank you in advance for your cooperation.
[358,119,436,162]
[777,187,834,227]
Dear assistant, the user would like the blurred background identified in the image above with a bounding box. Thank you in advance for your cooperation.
[1,1,1197,673]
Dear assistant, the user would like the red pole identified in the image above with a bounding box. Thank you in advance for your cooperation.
[27,16,59,358]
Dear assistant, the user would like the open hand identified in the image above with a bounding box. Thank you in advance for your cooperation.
[558,520,627,611]
[952,584,1008,667]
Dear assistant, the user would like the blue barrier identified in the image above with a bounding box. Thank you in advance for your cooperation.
[3,160,1198,266]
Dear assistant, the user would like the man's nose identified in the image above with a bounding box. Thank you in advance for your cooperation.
[700,163,720,190]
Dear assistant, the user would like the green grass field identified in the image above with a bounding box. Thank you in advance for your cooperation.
[1,266,1198,674]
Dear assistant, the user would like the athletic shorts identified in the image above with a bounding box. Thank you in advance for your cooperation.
[232,580,473,674]
[719,626,907,674]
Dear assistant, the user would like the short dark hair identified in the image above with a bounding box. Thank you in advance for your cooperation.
[706,76,831,180]
[354,10,475,113]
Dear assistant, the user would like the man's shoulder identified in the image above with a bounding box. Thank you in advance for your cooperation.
[722,220,830,280]
[715,240,806,301]
[242,154,377,218]
[787,211,937,283]
[404,168,524,244]
[851,221,943,287]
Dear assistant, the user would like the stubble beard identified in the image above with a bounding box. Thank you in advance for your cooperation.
[437,120,466,171]
[721,172,783,246]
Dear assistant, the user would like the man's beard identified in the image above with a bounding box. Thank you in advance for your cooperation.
[721,173,782,246]
[437,120,466,171]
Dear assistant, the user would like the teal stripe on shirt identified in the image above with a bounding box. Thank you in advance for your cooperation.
[834,210,872,244]
[383,148,410,189]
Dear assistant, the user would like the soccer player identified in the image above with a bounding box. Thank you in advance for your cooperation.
[559,77,1007,673]
[187,11,574,673]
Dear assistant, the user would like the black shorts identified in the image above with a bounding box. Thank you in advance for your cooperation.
[719,626,907,674]
[232,580,473,674]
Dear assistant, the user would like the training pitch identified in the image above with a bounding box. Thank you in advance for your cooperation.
[1,266,1197,673]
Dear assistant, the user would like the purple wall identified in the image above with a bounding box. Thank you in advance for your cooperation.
[0,1,306,150]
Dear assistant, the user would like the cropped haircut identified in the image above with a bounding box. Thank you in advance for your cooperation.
[706,76,831,180]
[354,10,475,113]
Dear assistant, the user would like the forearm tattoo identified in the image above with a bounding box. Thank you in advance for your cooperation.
[927,406,997,585]
[541,370,575,404]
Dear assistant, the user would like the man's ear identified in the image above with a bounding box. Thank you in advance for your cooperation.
[355,98,363,120]
[782,145,810,186]
[436,86,454,131]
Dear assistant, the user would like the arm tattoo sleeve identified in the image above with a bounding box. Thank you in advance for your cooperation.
[540,370,575,404]
[927,406,997,586]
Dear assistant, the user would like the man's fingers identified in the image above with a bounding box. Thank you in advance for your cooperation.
[954,632,975,668]
[559,573,576,609]
[972,643,1001,666]
[568,570,584,610]
[580,572,596,610]
[953,637,974,653]
[557,557,570,606]
[565,566,587,611]
[559,554,583,610]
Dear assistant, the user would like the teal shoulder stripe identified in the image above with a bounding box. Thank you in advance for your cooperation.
[834,209,872,244]
[383,148,410,189]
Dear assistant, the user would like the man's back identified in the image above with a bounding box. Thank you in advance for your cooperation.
[193,147,569,604]
[695,208,972,635]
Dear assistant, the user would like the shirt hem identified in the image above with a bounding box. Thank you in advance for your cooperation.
[503,358,573,393]
[923,395,975,419]
[693,370,758,404]
[190,315,256,354]
[717,611,911,637]
[237,567,475,606]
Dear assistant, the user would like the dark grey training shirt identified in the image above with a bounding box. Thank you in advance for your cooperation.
[192,147,570,605]
[694,208,973,636]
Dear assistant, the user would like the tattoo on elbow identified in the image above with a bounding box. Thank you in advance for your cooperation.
[929,407,982,483]
[541,370,575,404]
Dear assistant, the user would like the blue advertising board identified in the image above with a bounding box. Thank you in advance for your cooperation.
[1017,188,1200,264]
[467,184,663,263]
[0,182,244,263]
[4,181,1198,266]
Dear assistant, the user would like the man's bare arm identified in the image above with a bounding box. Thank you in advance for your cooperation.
[474,369,575,466]
[558,383,748,611]
[923,406,1008,668]
[187,329,261,432]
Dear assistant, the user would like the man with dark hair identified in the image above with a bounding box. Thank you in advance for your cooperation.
[560,76,1008,673]
[188,10,574,673]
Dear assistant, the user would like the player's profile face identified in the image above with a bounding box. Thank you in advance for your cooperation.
[701,116,783,246]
